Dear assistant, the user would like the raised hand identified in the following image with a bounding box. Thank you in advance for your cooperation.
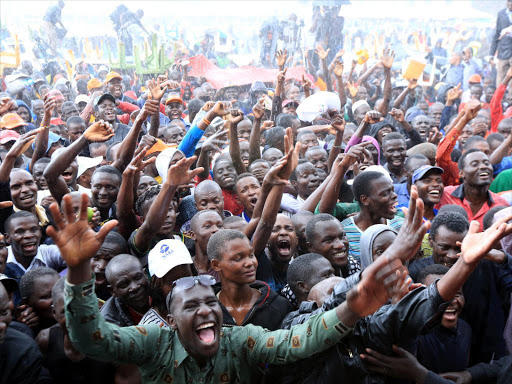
[0,201,13,209]
[301,74,312,93]
[463,99,482,120]
[147,78,167,101]
[363,110,382,124]
[0,97,15,116]
[229,109,244,125]
[261,120,274,132]
[427,127,443,145]
[380,48,395,70]
[389,108,405,122]
[83,120,115,142]
[458,211,512,266]
[334,49,345,60]
[407,79,418,90]
[263,156,290,187]
[125,147,156,173]
[279,127,301,180]
[202,101,215,112]
[43,94,56,117]
[340,141,371,169]
[166,155,204,187]
[7,128,42,158]
[277,68,287,84]
[252,97,265,120]
[315,44,330,61]
[202,126,227,153]
[390,269,413,304]
[333,60,344,78]
[446,83,462,103]
[138,99,160,120]
[275,49,288,67]
[46,194,118,268]
[212,101,230,117]
[331,114,345,134]
[347,81,359,98]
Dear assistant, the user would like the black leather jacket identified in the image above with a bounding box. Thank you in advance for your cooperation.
[277,279,449,384]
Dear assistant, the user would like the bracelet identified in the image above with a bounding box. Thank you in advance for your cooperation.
[202,118,211,126]
[332,145,342,149]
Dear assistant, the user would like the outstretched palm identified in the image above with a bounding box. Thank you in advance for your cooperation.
[461,214,512,265]
[47,194,118,267]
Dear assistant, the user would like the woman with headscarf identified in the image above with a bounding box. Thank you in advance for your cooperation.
[360,224,398,270]
[15,100,37,131]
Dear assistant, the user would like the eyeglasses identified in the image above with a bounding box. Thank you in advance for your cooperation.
[166,275,217,309]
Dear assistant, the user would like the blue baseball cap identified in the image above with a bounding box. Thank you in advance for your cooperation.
[412,165,444,184]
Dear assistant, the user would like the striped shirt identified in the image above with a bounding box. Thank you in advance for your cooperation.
[341,216,404,263]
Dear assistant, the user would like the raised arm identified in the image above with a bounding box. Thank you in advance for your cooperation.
[319,143,370,213]
[333,60,347,109]
[275,49,288,71]
[301,74,312,99]
[117,148,155,239]
[0,130,40,183]
[45,121,114,204]
[326,114,345,172]
[112,99,159,172]
[196,126,227,180]
[134,156,203,253]
[251,128,299,256]
[228,109,247,175]
[376,49,395,117]
[490,131,512,166]
[30,95,55,172]
[393,79,417,110]
[316,44,332,92]
[249,98,265,164]
[271,69,286,121]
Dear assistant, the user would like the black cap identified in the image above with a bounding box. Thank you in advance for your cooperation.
[94,93,116,107]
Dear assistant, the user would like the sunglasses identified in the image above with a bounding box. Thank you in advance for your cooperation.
[172,275,216,291]
[167,275,217,308]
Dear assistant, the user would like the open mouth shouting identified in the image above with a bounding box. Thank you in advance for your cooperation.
[277,239,291,258]
[196,322,216,345]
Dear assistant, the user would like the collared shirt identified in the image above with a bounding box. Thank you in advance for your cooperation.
[64,277,353,384]
[438,185,510,227]
[394,183,411,207]
[13,204,49,227]
[383,163,407,184]
[6,244,64,274]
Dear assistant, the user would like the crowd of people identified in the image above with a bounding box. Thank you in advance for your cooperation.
[2,1,512,383]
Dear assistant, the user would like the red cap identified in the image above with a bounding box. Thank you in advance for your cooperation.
[47,89,65,101]
[0,130,20,144]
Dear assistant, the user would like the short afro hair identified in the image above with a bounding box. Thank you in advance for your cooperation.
[305,213,339,243]
[430,211,469,240]
[458,148,486,170]
[416,264,449,285]
[102,231,128,253]
[92,165,122,182]
[483,205,508,231]
[234,173,259,192]
[463,135,486,151]
[437,204,468,219]
[276,113,300,129]
[352,171,387,204]
[5,211,39,233]
[287,252,324,297]
[190,209,222,233]
[20,267,59,300]
[382,132,406,148]
[207,229,248,261]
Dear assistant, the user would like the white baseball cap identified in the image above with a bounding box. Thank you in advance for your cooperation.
[148,239,193,278]
[77,156,103,177]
